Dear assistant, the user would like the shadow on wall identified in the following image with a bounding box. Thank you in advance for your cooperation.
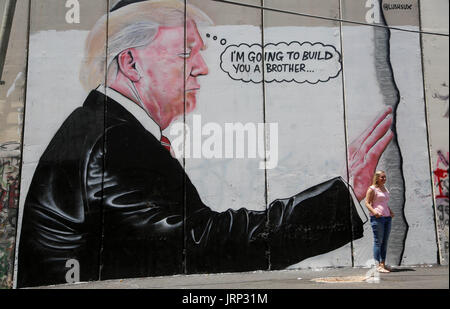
[0,142,20,288]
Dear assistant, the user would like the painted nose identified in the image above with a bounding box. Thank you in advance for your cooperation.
[190,54,209,77]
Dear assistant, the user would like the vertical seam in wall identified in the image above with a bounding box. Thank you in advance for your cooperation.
[12,0,31,289]
[98,0,110,281]
[338,0,355,267]
[183,0,187,275]
[417,0,442,265]
[260,0,270,272]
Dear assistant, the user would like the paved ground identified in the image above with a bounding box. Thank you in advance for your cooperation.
[31,265,448,289]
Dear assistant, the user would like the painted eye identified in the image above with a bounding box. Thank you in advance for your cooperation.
[178,51,191,58]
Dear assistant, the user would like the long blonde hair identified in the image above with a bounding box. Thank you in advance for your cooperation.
[372,170,386,187]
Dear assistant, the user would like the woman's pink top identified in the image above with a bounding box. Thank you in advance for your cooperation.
[369,185,391,217]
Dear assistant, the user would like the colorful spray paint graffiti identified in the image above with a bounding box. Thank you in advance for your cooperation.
[0,142,20,288]
[428,81,449,263]
[434,150,449,258]
[435,151,449,199]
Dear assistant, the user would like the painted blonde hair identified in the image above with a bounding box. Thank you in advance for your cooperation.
[372,170,386,187]
[79,0,213,91]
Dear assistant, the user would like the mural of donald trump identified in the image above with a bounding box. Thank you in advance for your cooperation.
[17,0,394,287]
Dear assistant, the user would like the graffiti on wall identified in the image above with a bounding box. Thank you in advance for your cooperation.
[15,0,439,287]
[434,150,449,256]
[0,142,20,288]
[435,151,449,199]
[433,83,449,118]
[430,81,449,262]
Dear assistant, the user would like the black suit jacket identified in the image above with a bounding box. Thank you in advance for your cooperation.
[17,90,363,288]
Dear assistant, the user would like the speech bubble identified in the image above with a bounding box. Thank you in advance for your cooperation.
[220,41,342,84]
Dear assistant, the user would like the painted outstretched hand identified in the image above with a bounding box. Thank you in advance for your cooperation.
[348,107,394,202]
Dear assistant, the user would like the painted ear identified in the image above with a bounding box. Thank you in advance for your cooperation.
[117,49,141,82]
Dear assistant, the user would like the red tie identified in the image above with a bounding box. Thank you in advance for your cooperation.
[160,135,173,154]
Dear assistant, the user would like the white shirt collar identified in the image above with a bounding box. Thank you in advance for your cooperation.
[96,85,162,141]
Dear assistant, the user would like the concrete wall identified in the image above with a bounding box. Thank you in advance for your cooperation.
[0,0,447,288]
[0,0,29,288]
[421,0,449,265]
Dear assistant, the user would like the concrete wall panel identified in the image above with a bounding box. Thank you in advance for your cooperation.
[421,0,449,265]
[183,0,268,274]
[341,0,437,267]
[263,0,355,270]
[0,0,29,289]
[14,0,107,288]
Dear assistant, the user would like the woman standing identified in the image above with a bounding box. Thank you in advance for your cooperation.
[365,171,395,273]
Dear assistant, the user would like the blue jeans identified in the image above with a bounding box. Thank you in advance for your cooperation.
[370,216,392,263]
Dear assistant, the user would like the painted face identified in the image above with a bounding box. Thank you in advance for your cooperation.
[134,20,208,129]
